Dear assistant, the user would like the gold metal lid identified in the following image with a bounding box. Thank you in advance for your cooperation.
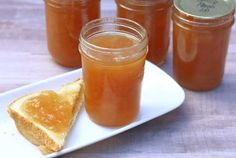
[174,0,235,19]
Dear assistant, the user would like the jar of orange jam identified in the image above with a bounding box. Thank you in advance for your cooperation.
[44,0,100,67]
[79,18,148,126]
[115,0,172,65]
[172,0,235,91]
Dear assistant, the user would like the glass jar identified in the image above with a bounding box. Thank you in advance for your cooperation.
[172,0,235,91]
[44,0,100,67]
[79,18,148,127]
[115,0,172,65]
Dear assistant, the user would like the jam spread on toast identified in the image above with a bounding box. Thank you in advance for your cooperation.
[22,91,73,133]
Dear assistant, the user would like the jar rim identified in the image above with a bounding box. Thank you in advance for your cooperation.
[44,0,99,6]
[79,17,148,53]
[115,0,172,11]
[117,0,166,7]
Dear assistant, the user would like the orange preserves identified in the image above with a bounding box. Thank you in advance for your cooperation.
[79,18,148,126]
[44,0,100,67]
[116,0,172,65]
[172,0,235,91]
[23,91,72,133]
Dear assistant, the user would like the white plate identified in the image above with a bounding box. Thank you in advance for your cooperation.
[0,61,185,158]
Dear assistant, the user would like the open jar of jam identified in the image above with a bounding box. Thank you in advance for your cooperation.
[44,0,100,67]
[172,0,235,91]
[115,0,172,65]
[79,18,148,127]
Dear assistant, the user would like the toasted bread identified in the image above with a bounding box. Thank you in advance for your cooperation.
[7,79,84,154]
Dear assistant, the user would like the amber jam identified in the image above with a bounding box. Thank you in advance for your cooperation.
[44,0,100,67]
[22,91,73,133]
[172,0,235,91]
[116,0,172,65]
[79,18,148,127]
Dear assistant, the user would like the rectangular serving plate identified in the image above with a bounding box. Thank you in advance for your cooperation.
[0,61,185,158]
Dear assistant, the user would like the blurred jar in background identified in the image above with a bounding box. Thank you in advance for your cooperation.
[115,0,172,66]
[172,0,235,91]
[44,0,100,67]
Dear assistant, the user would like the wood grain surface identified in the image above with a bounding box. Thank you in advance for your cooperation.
[0,0,236,158]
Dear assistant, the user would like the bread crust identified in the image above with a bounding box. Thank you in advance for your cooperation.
[8,108,62,151]
[7,79,84,155]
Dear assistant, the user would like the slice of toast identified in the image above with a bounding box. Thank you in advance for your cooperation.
[8,79,84,155]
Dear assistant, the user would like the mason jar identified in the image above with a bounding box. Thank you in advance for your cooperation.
[44,0,100,67]
[116,0,173,65]
[79,18,148,126]
[172,0,235,91]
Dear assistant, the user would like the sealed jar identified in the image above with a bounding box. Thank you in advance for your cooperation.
[172,0,235,91]
[115,0,172,65]
[44,0,100,67]
[79,18,148,126]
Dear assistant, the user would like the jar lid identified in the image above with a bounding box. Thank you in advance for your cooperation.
[174,0,235,19]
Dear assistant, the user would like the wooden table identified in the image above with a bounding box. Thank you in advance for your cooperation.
[1,1,236,158]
